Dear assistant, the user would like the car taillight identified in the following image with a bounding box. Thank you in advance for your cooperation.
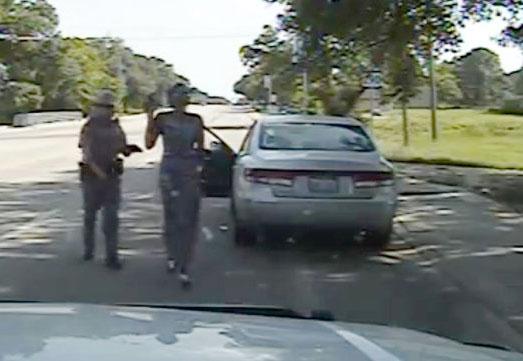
[353,172,394,188]
[244,169,295,187]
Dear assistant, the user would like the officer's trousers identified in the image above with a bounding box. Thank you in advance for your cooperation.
[160,172,201,272]
[81,174,121,261]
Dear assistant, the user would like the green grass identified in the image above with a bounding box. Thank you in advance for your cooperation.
[370,109,523,170]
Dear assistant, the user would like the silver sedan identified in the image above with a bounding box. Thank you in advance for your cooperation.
[231,115,398,246]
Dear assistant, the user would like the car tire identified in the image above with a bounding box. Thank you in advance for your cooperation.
[366,222,393,248]
[231,202,255,247]
[233,223,256,246]
[262,228,288,245]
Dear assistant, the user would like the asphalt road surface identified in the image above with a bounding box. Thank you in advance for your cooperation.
[1,106,523,351]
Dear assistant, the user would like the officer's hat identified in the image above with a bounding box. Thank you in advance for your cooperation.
[92,90,116,108]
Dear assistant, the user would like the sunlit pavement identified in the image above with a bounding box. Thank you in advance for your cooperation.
[1,106,523,351]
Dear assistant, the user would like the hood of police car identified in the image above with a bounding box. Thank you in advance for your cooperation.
[0,303,521,361]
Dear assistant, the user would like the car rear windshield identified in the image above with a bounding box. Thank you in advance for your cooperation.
[259,122,375,152]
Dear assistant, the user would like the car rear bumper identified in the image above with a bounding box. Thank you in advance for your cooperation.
[234,193,397,231]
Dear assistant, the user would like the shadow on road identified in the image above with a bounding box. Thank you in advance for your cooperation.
[2,166,523,351]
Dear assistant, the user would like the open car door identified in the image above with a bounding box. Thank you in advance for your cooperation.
[201,126,236,197]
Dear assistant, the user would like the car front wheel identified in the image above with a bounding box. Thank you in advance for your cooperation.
[366,222,393,248]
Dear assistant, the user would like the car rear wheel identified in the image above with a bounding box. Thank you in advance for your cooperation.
[231,202,256,246]
[366,222,393,248]
[233,223,256,246]
[262,228,289,245]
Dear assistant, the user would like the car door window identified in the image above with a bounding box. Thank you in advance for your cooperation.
[203,127,233,153]
[239,123,256,155]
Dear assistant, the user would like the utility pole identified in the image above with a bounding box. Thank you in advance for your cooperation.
[267,77,272,107]
[293,31,309,114]
[302,69,308,114]
[263,74,272,112]
[428,42,438,141]
[402,99,409,146]
[364,68,382,132]
[370,89,376,122]
[426,0,438,141]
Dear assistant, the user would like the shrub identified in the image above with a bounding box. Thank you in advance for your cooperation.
[0,82,44,124]
[497,97,523,115]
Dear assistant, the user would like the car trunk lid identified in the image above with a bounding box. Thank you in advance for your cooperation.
[247,150,394,199]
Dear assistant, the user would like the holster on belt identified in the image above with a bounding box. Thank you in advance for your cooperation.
[79,158,124,181]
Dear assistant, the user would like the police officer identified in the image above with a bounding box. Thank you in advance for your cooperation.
[79,90,141,270]
[145,84,204,284]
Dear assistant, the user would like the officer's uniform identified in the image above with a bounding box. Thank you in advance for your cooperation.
[79,91,127,268]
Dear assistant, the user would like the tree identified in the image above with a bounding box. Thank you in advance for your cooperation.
[435,63,462,105]
[460,1,523,48]
[501,25,523,48]
[265,0,465,63]
[233,74,266,102]
[0,0,59,81]
[0,0,208,120]
[386,50,421,146]
[0,0,59,109]
[238,25,298,106]
[0,82,43,123]
[0,63,7,91]
[53,38,117,111]
[515,73,523,96]
[508,69,523,96]
[255,0,523,113]
[266,0,523,55]
[456,48,506,106]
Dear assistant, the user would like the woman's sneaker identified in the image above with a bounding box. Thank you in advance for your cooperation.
[179,269,192,288]
[179,273,190,282]
[167,259,176,273]
[105,259,122,271]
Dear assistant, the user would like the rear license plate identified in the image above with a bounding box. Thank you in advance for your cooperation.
[308,177,339,193]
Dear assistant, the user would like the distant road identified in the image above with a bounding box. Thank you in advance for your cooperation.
[0,105,256,183]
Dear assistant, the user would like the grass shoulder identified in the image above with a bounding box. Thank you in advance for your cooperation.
[370,109,523,170]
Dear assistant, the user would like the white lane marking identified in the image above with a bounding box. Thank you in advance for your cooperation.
[1,210,59,241]
[202,227,214,241]
[368,256,401,265]
[0,251,55,260]
[399,192,466,201]
[112,311,154,322]
[321,322,401,361]
[0,286,12,294]
[0,306,76,315]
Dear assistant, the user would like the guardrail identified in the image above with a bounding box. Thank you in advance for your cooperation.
[12,111,83,127]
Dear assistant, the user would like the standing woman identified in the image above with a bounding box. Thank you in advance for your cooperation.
[145,84,204,284]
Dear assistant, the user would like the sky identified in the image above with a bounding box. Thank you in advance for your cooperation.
[48,0,522,99]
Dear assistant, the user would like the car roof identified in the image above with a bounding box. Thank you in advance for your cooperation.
[259,114,364,126]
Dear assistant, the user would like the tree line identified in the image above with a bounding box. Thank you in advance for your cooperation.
[234,0,523,115]
[0,0,207,124]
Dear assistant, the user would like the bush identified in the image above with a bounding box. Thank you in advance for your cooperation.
[497,97,523,115]
[0,82,44,124]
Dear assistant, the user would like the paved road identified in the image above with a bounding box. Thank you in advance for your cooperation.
[0,105,254,183]
[1,106,523,352]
